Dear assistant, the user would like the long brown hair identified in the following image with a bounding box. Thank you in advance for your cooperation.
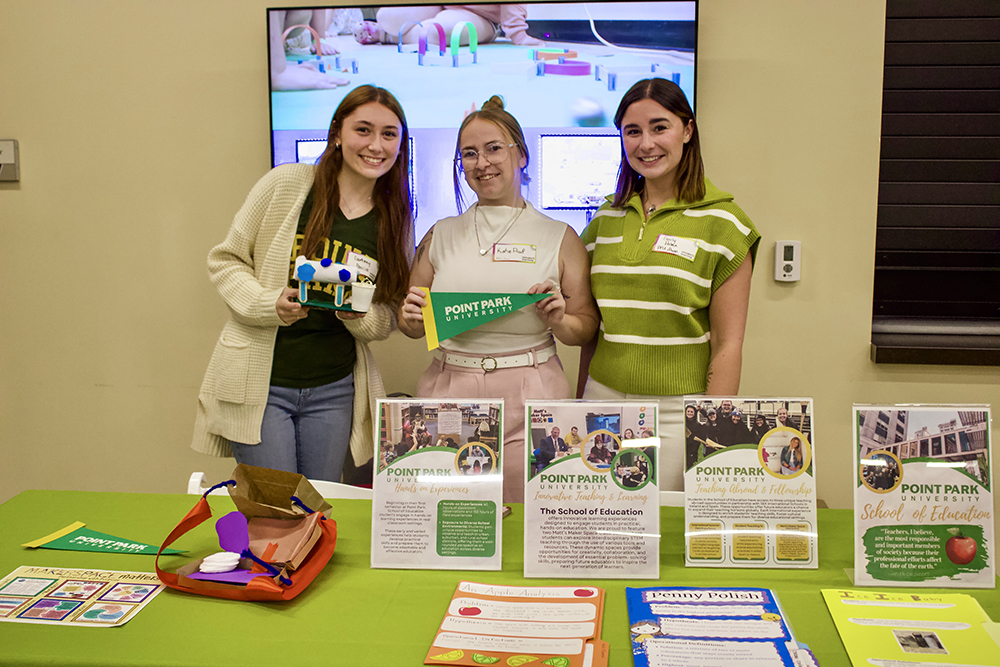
[300,85,414,304]
[612,78,705,208]
[452,95,530,213]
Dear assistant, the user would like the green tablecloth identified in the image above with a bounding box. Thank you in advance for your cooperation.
[0,490,996,666]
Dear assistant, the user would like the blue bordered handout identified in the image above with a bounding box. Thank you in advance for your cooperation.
[625,586,817,667]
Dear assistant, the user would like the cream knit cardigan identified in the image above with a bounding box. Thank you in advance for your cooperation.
[191,163,394,468]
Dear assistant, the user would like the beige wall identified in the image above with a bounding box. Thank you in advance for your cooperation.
[1,1,996,514]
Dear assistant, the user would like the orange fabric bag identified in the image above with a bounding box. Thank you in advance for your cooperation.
[155,467,337,602]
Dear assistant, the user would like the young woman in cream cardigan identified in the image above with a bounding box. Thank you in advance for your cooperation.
[192,85,414,482]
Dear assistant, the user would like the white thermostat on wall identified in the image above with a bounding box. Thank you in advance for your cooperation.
[774,240,801,282]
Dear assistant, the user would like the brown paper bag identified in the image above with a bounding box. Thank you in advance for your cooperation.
[247,512,323,571]
[229,463,332,520]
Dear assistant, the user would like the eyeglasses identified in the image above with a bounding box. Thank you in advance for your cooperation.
[456,142,515,168]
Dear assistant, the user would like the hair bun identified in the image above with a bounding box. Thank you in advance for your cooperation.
[482,95,505,111]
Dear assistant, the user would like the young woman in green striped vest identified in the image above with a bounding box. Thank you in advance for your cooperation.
[578,78,761,492]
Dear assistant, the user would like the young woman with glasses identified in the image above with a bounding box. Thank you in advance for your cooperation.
[398,95,598,502]
[578,78,760,492]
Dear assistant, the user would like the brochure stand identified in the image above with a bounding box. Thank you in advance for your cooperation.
[683,397,818,568]
[523,401,660,579]
[853,404,994,587]
[372,399,504,570]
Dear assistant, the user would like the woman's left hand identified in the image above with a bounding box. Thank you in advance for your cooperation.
[337,310,367,321]
[528,280,565,327]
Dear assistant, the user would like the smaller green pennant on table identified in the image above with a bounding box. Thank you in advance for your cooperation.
[418,289,548,350]
[23,521,184,555]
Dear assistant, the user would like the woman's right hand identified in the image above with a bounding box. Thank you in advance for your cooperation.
[400,286,427,327]
[276,287,310,324]
[398,227,435,339]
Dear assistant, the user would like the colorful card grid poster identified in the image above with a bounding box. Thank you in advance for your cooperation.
[684,397,818,568]
[626,586,817,667]
[425,581,608,667]
[823,589,1000,666]
[853,404,994,587]
[0,566,165,627]
[523,401,659,579]
[372,400,504,570]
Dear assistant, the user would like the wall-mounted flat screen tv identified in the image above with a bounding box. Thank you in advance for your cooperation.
[268,2,697,238]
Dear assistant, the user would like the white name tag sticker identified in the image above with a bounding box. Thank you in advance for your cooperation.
[345,250,378,279]
[492,243,536,263]
[653,234,699,261]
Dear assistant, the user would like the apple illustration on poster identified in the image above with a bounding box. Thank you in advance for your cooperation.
[945,528,977,565]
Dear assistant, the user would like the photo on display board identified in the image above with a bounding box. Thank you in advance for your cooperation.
[683,398,813,473]
[527,404,656,481]
[377,401,502,473]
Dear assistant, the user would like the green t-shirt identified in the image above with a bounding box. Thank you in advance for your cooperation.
[270,190,379,389]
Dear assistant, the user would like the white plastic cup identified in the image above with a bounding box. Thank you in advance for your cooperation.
[350,282,375,312]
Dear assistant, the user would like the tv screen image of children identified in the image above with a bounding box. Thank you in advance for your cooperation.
[269,3,698,246]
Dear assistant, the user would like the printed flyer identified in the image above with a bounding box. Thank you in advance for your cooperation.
[523,401,659,579]
[372,399,504,570]
[684,398,817,568]
[853,404,994,588]
[823,589,1000,666]
[0,566,165,627]
[425,581,608,667]
[625,586,817,667]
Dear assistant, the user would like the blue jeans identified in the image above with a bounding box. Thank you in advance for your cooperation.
[229,374,354,482]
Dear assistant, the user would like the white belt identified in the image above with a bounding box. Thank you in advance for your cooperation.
[440,345,557,372]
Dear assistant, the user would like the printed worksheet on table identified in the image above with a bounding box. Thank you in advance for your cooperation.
[425,580,608,667]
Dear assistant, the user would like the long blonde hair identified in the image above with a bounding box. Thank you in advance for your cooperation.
[788,437,803,465]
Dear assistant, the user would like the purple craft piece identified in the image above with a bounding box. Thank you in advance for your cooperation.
[213,511,290,585]
[216,511,250,554]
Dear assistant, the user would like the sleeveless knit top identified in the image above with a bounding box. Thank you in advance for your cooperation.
[428,202,566,354]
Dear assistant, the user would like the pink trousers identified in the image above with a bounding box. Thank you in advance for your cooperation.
[417,345,570,503]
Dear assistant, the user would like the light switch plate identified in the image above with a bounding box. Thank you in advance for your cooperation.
[0,140,20,181]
